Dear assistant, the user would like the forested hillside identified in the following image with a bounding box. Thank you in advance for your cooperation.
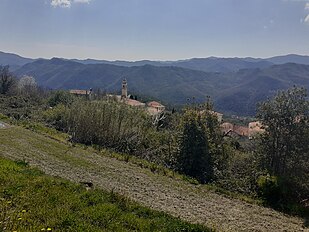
[14,58,309,115]
[2,50,309,115]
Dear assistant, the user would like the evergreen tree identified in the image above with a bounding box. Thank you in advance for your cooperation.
[0,66,16,95]
[177,109,214,183]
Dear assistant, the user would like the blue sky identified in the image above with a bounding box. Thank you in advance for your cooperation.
[1,0,309,60]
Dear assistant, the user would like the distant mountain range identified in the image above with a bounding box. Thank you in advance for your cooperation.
[70,57,273,73]
[0,51,34,71]
[2,50,309,72]
[1,51,309,116]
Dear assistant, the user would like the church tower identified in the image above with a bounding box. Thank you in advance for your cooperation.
[121,79,128,99]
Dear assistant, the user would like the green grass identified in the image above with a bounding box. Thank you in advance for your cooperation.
[0,113,9,121]
[0,113,69,144]
[0,157,210,232]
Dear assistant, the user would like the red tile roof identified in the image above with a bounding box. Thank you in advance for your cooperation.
[125,99,145,107]
[147,101,164,108]
[220,122,249,137]
[233,125,249,136]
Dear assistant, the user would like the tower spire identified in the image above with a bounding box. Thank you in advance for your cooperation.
[121,78,128,99]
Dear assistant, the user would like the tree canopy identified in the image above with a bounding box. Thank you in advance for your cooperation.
[257,87,309,202]
[0,66,16,95]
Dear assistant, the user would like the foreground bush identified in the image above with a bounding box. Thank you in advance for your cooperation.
[65,100,152,154]
[216,151,261,196]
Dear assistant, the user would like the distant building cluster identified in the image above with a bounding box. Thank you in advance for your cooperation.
[69,81,264,137]
[221,121,265,139]
[248,121,265,139]
[221,122,249,137]
[118,79,166,116]
[69,79,165,116]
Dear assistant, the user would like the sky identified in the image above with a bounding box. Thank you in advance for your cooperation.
[0,0,309,61]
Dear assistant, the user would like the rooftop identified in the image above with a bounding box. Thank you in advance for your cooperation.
[125,99,146,107]
[69,90,90,95]
[147,101,165,108]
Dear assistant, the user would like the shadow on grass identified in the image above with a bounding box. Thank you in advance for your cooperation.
[304,216,309,228]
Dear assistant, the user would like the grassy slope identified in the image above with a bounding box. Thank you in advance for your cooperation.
[0,124,307,231]
[0,157,209,232]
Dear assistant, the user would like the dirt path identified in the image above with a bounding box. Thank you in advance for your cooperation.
[0,125,307,231]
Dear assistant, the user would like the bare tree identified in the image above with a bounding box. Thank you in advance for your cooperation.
[18,75,38,96]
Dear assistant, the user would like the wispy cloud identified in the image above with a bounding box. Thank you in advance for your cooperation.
[50,0,91,8]
[74,0,91,3]
[281,0,309,25]
[51,0,71,8]
[305,2,309,24]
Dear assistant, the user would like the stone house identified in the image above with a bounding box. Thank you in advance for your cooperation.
[248,121,265,139]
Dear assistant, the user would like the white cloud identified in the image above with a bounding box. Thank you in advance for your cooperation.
[305,2,309,10]
[51,0,71,8]
[305,14,309,23]
[50,0,91,8]
[74,0,91,3]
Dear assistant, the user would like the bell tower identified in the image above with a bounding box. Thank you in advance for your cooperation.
[121,79,128,99]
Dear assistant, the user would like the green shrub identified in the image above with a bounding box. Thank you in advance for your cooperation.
[257,175,281,203]
[0,113,9,120]
[65,100,152,155]
[42,104,68,130]
[48,90,74,107]
[216,151,261,196]
[0,95,44,120]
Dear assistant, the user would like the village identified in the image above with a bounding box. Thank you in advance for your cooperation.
[69,79,264,139]
[70,79,166,116]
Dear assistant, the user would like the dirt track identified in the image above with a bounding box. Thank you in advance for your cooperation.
[0,125,308,231]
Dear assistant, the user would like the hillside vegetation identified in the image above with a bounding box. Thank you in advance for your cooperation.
[0,124,306,231]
